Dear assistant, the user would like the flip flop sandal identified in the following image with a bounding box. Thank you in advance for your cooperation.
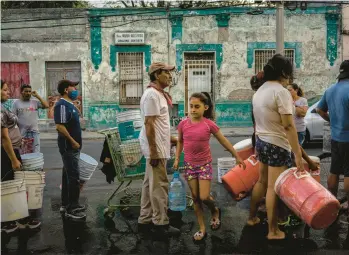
[192,231,207,243]
[210,208,221,231]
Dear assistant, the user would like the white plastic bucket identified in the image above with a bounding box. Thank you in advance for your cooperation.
[116,110,142,126]
[117,110,142,141]
[14,171,46,210]
[79,153,98,181]
[218,157,236,183]
[1,179,29,222]
[21,153,44,171]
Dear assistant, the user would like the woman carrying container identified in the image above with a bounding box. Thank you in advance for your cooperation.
[246,55,304,240]
[287,83,308,145]
[1,80,23,233]
[1,80,41,233]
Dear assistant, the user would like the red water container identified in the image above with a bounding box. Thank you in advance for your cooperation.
[275,168,340,229]
[233,138,254,161]
[222,155,260,201]
[303,156,321,183]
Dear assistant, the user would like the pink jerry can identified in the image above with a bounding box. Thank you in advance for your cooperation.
[222,155,259,201]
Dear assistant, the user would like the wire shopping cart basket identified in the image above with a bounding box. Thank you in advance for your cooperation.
[98,128,191,219]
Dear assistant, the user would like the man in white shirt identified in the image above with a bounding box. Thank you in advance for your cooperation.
[138,62,180,239]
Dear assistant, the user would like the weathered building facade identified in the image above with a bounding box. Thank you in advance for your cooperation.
[1,4,345,130]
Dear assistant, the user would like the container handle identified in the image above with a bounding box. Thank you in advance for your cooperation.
[293,169,310,179]
[247,155,258,166]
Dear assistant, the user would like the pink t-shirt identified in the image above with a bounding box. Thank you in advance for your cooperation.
[177,117,219,165]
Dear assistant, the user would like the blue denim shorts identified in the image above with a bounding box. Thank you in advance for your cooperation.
[297,131,306,145]
[255,137,293,168]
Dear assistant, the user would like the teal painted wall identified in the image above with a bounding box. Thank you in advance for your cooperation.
[176,101,253,127]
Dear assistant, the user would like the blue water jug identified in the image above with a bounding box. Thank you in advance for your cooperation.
[169,171,186,211]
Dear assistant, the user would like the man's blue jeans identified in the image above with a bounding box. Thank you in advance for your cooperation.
[60,148,81,211]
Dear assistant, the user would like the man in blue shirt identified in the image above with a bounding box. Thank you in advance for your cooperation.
[317,60,349,216]
[54,80,85,220]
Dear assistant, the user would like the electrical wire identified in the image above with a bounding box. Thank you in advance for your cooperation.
[1,3,343,30]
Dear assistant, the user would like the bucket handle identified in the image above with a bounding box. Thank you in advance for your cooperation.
[293,169,310,179]
[247,155,258,166]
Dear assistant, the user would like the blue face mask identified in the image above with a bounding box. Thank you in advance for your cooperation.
[68,90,79,101]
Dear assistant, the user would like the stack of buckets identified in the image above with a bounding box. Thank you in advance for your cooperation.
[79,153,99,182]
[21,152,44,171]
[116,110,142,141]
[1,153,45,224]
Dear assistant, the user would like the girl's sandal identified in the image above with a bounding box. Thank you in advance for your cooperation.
[210,208,221,231]
[192,231,207,243]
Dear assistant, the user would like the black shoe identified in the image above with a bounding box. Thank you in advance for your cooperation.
[153,224,180,238]
[138,222,154,239]
[65,211,86,220]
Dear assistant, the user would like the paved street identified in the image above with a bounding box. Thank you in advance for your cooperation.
[2,137,349,255]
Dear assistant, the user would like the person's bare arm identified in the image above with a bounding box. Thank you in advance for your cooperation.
[295,106,308,117]
[316,108,330,122]
[300,146,319,171]
[1,127,21,170]
[32,91,49,109]
[173,131,183,169]
[280,114,304,171]
[55,124,80,149]
[145,116,160,168]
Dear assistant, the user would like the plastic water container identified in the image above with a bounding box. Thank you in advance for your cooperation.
[303,156,321,182]
[222,155,260,201]
[14,171,46,210]
[117,110,142,141]
[218,157,236,183]
[275,167,340,229]
[169,172,186,211]
[1,179,29,222]
[233,138,254,161]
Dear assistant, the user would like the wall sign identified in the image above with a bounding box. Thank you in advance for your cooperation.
[114,33,145,45]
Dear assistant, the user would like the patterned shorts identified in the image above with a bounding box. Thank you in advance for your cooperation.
[184,161,213,181]
[256,138,293,168]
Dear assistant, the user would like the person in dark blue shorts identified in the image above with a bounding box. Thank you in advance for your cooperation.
[54,80,86,220]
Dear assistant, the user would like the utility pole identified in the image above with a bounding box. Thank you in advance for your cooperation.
[276,1,284,55]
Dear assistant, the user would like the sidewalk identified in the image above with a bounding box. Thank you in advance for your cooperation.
[40,127,254,140]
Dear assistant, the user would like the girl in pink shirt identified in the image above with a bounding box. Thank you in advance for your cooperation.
[174,92,245,243]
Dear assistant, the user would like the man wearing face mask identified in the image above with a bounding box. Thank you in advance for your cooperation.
[54,80,86,220]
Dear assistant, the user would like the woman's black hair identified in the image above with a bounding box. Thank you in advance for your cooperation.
[290,83,304,97]
[250,71,265,91]
[190,92,214,120]
[263,54,293,82]
[1,80,5,89]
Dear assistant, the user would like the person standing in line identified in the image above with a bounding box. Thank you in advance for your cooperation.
[138,62,180,239]
[12,84,49,153]
[173,92,245,242]
[1,80,41,232]
[287,83,308,145]
[316,60,349,223]
[247,54,304,240]
[54,80,86,220]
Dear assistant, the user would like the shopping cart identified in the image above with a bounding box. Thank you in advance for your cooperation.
[98,128,191,219]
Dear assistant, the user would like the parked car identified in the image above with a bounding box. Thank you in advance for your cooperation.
[304,100,325,144]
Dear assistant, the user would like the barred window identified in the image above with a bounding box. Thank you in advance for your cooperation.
[118,52,144,105]
[254,49,295,73]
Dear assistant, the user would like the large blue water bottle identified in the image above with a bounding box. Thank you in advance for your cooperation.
[169,171,186,211]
